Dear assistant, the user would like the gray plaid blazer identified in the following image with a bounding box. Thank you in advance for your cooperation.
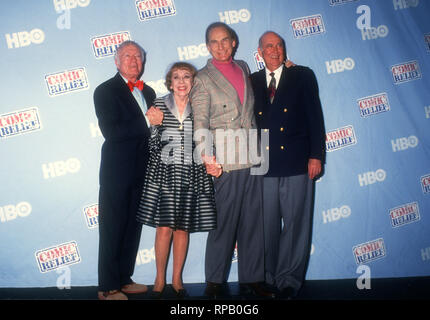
[190,59,259,172]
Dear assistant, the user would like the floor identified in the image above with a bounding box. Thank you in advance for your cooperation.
[1,276,429,300]
[1,278,428,318]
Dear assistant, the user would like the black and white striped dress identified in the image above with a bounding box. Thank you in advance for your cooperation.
[136,94,217,233]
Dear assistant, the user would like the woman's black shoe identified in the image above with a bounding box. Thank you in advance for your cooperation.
[150,287,165,299]
[172,286,188,299]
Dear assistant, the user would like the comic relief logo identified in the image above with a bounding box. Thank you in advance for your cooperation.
[391,60,422,84]
[325,125,357,152]
[357,93,390,118]
[35,241,81,273]
[254,51,265,70]
[390,202,420,228]
[0,108,42,139]
[83,204,99,229]
[353,238,386,265]
[290,14,325,39]
[135,0,176,21]
[421,174,430,194]
[329,0,358,5]
[425,33,430,51]
[91,31,131,58]
[45,67,89,97]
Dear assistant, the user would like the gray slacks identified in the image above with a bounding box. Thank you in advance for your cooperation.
[205,168,265,284]
[263,174,313,291]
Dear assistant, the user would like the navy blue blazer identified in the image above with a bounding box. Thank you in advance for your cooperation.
[250,65,325,177]
[94,72,156,187]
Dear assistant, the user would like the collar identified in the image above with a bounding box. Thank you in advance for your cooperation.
[211,56,233,68]
[265,64,283,78]
[163,93,191,123]
[119,73,142,87]
[264,65,283,88]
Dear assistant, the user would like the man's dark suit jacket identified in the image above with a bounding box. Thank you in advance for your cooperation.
[94,72,156,187]
[251,65,325,177]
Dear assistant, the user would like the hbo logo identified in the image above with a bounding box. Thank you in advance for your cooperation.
[361,25,389,41]
[326,58,355,74]
[356,5,389,40]
[0,202,32,223]
[146,79,170,96]
[42,157,81,179]
[5,28,45,49]
[219,9,251,25]
[358,169,386,187]
[322,205,351,224]
[89,122,102,138]
[177,43,209,61]
[53,0,91,11]
[391,135,418,152]
[393,0,419,10]
[136,247,155,265]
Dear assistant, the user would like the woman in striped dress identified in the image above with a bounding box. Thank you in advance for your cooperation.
[136,62,217,298]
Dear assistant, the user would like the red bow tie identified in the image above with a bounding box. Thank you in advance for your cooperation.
[127,80,144,92]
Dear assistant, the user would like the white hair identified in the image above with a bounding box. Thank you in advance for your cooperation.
[114,40,146,64]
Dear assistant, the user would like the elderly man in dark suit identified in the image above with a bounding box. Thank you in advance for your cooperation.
[190,22,273,299]
[250,31,325,299]
[94,40,163,300]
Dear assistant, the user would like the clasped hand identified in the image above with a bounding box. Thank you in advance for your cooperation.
[146,106,164,126]
[202,155,223,178]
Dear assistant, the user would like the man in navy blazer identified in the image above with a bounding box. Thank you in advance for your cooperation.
[94,41,162,300]
[250,31,325,299]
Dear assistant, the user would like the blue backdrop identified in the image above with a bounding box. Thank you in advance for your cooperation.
[1,0,429,288]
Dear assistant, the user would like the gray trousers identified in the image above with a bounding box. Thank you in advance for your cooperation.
[205,168,265,284]
[263,174,313,291]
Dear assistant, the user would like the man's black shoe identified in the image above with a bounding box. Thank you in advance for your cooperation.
[278,286,296,300]
[239,282,276,299]
[204,282,222,299]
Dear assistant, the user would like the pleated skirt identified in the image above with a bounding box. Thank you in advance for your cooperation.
[136,124,217,233]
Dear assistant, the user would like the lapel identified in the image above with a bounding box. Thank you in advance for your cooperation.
[235,60,250,108]
[256,69,269,103]
[278,65,288,85]
[141,84,154,109]
[206,59,242,108]
[113,72,145,117]
[164,93,191,123]
[273,66,290,104]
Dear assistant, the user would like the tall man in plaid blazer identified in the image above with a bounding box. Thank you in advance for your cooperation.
[190,22,274,299]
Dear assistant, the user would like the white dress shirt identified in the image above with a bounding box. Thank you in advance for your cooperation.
[264,64,283,89]
[120,74,150,127]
